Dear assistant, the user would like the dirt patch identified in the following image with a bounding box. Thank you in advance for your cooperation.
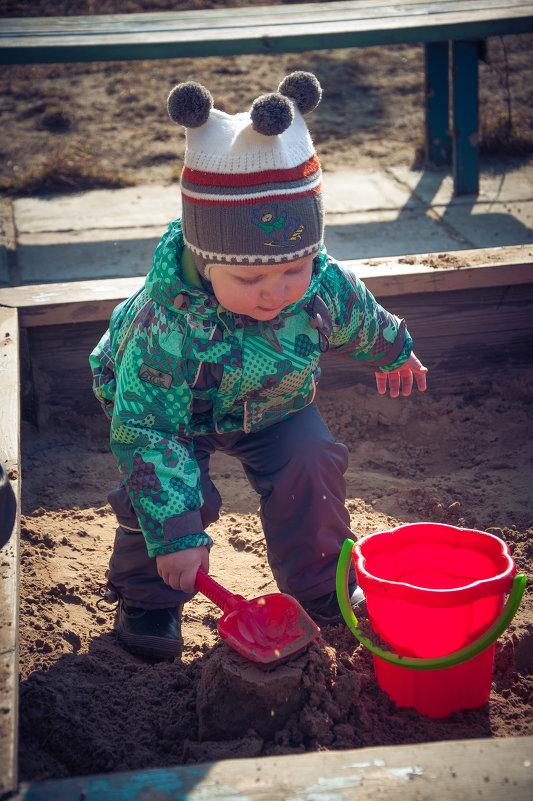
[16,375,533,781]
[1,2,533,193]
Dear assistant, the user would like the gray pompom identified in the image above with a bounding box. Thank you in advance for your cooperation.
[250,93,294,136]
[278,71,322,115]
[167,82,213,128]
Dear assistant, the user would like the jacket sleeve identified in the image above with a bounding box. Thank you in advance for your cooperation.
[89,329,117,420]
[324,258,413,371]
[110,387,213,557]
[90,296,212,558]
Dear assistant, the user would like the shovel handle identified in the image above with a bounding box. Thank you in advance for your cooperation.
[336,538,526,671]
[194,567,244,613]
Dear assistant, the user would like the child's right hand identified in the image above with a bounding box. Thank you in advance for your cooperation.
[156,545,209,594]
[375,351,427,397]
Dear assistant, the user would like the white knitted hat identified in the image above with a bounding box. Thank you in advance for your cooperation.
[167,71,324,276]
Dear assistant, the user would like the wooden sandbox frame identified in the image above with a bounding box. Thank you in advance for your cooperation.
[1,245,533,799]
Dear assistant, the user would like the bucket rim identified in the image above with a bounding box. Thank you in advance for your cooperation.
[354,522,515,604]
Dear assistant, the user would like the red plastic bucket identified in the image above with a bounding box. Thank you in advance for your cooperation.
[353,522,516,718]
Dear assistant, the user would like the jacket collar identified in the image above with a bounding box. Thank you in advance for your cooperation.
[145,219,327,322]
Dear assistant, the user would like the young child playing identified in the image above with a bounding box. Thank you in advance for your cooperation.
[90,71,427,661]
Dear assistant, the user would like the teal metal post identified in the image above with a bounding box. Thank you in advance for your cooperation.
[424,41,450,166]
[452,40,479,195]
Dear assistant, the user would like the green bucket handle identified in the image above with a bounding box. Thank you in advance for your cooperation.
[336,538,526,671]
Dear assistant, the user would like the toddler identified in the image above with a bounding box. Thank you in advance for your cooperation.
[90,71,427,660]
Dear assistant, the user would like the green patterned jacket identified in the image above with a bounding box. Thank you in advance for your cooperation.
[90,220,412,557]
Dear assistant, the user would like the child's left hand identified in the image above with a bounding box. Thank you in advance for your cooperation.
[375,352,427,397]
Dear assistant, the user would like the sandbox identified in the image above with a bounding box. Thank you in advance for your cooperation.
[1,249,533,799]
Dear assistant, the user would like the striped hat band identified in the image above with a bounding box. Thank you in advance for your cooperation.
[181,154,322,206]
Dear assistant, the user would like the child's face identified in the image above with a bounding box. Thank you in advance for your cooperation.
[208,255,314,321]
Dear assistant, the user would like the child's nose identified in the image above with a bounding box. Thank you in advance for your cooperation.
[263,276,287,301]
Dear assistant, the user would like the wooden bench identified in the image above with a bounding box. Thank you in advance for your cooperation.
[1,0,533,195]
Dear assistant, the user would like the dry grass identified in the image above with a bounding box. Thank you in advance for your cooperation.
[480,109,533,157]
[0,139,134,195]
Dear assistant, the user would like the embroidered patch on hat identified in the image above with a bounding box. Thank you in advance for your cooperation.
[251,204,304,247]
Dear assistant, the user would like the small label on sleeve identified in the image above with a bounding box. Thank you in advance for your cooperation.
[139,364,172,389]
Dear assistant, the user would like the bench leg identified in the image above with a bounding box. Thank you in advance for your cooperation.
[452,40,480,196]
[424,42,450,167]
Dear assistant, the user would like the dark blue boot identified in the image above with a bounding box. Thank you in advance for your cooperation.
[114,598,184,660]
[303,584,365,625]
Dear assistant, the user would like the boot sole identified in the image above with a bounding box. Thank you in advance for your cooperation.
[116,630,183,660]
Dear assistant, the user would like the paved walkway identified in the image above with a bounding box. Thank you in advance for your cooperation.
[1,161,532,287]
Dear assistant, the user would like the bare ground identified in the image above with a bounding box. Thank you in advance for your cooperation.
[17,375,533,781]
[1,4,533,192]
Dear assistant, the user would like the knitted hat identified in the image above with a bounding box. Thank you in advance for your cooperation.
[167,71,324,278]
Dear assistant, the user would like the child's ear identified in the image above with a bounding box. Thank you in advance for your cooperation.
[167,82,213,128]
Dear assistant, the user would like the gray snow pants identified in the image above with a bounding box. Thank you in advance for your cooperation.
[107,402,355,609]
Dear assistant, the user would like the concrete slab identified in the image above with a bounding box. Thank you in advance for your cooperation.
[13,184,181,234]
[322,168,413,213]
[389,162,533,205]
[16,235,162,284]
[385,164,533,252]
[6,162,533,285]
[324,208,472,260]
[0,235,9,285]
[435,200,533,249]
[0,199,14,285]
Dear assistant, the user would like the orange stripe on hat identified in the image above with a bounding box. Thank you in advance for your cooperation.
[182,154,320,188]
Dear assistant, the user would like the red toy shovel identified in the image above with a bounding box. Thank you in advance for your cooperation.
[194,568,320,666]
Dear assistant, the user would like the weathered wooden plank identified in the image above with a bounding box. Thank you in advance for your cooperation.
[4,0,532,36]
[3,246,532,420]
[0,306,20,800]
[0,278,143,328]
[1,1,532,64]
[2,0,527,33]
[25,320,104,425]
[1,245,531,327]
[19,276,533,423]
[352,247,533,295]
[15,735,533,801]
[322,280,533,389]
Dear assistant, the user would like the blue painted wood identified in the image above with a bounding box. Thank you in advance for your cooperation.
[452,40,480,195]
[19,764,213,801]
[1,2,533,65]
[425,41,451,166]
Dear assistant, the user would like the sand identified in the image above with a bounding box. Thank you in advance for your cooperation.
[16,376,533,781]
[2,0,532,784]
